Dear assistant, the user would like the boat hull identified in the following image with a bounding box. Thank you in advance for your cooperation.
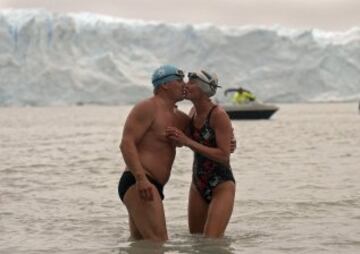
[222,102,279,120]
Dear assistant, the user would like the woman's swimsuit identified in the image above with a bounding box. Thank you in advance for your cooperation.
[190,105,235,203]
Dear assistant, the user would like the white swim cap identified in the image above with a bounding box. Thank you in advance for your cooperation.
[187,70,221,97]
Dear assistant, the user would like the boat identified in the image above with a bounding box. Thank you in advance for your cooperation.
[222,101,279,120]
[220,88,279,120]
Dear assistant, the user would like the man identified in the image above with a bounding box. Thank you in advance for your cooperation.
[118,64,189,241]
[232,87,256,104]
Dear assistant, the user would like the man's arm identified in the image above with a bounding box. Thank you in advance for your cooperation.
[177,108,191,135]
[119,99,155,200]
[230,127,237,153]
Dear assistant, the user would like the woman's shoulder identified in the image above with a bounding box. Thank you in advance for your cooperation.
[210,105,231,125]
[212,105,228,117]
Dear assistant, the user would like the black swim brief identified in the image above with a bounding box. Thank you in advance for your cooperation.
[118,171,164,201]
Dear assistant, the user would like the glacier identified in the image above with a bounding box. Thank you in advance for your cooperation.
[0,9,360,106]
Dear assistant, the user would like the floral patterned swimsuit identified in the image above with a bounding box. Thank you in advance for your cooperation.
[190,105,235,203]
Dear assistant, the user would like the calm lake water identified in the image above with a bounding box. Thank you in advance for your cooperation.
[1,103,359,254]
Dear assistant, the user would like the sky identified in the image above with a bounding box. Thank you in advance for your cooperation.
[0,0,359,31]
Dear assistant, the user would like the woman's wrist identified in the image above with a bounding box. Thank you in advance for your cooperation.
[185,138,194,149]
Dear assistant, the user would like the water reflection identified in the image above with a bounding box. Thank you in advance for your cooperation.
[116,235,235,254]
[118,240,165,254]
[189,236,235,254]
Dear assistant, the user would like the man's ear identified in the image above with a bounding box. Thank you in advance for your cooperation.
[162,84,170,91]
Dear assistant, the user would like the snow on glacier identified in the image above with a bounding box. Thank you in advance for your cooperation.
[0,9,359,106]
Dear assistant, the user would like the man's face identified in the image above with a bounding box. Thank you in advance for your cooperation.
[167,79,185,101]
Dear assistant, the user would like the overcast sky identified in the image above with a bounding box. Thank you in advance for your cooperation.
[1,0,359,31]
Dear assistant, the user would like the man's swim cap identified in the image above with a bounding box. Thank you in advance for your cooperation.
[187,70,221,97]
[152,65,184,89]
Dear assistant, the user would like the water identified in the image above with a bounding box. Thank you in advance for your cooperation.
[1,103,359,253]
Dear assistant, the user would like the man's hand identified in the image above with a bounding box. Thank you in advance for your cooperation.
[136,178,154,201]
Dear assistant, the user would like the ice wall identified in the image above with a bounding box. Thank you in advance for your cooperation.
[1,9,359,106]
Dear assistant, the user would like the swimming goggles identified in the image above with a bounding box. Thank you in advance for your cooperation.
[188,71,222,88]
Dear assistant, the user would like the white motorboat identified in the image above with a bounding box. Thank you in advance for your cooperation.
[222,101,279,120]
[220,88,279,120]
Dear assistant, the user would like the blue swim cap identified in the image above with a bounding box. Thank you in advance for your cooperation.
[152,65,184,89]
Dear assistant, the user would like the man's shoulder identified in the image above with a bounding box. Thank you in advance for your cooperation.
[126,98,157,122]
[132,97,156,113]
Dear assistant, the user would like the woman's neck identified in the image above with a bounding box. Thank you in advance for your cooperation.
[192,98,214,116]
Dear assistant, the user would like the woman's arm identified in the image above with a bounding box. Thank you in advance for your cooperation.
[166,108,233,165]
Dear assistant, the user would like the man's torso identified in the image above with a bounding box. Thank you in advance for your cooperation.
[136,98,189,184]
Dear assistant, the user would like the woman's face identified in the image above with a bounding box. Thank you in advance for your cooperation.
[184,79,203,100]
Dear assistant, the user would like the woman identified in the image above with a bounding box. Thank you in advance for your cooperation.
[166,70,235,238]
